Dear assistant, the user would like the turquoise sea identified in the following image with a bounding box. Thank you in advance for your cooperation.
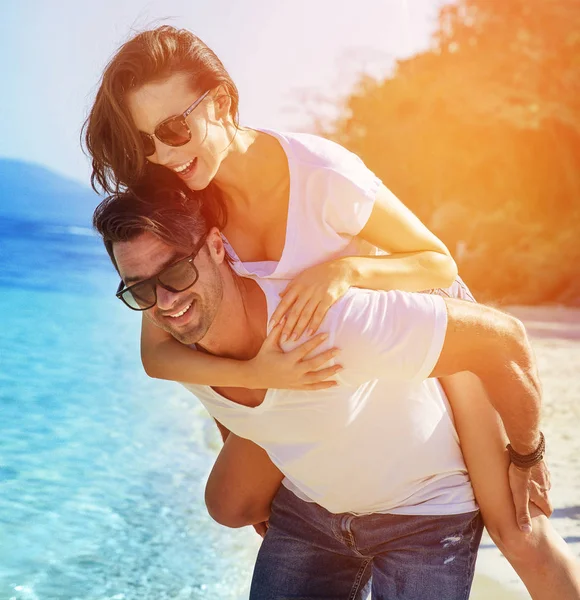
[0,217,259,600]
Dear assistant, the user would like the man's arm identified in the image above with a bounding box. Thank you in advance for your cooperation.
[330,287,548,531]
[430,298,541,455]
[430,298,550,532]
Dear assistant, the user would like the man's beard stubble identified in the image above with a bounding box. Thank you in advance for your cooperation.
[166,261,224,346]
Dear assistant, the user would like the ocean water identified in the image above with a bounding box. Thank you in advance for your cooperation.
[0,218,259,600]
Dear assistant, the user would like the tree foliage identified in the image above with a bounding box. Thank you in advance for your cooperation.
[321,0,580,305]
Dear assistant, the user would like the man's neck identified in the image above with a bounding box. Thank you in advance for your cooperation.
[196,270,267,362]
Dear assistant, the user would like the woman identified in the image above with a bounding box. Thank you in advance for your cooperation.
[84,26,580,598]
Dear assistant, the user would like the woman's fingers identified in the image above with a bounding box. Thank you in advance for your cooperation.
[288,300,320,341]
[300,347,340,371]
[269,288,298,328]
[306,302,332,337]
[289,332,331,360]
[264,320,285,348]
[281,296,310,342]
[303,365,343,384]
[302,380,338,391]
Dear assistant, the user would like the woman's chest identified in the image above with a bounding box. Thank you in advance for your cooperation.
[222,185,290,262]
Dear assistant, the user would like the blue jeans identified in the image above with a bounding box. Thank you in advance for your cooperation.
[250,486,483,600]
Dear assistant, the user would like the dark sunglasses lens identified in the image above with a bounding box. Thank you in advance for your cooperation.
[155,117,191,147]
[122,284,156,310]
[139,132,156,157]
[158,259,197,291]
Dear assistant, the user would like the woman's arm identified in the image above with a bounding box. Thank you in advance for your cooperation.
[274,183,458,340]
[141,315,247,385]
[140,315,341,388]
[348,183,458,291]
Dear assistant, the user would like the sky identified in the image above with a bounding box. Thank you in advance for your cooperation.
[0,0,446,185]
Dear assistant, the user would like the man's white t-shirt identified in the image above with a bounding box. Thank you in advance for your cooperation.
[183,130,477,516]
[182,280,477,517]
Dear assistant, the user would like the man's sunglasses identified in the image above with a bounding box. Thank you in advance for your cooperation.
[139,90,210,157]
[116,235,208,311]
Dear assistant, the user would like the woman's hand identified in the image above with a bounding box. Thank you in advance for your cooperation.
[269,259,354,343]
[245,321,342,390]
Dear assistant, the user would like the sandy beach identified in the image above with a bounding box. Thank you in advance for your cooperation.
[469,305,580,599]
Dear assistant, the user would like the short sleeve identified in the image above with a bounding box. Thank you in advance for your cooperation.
[429,276,477,304]
[320,144,381,237]
[326,289,448,385]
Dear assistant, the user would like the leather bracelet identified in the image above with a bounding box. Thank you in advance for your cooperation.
[507,432,545,469]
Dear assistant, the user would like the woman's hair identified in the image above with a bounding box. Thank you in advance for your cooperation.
[93,175,217,274]
[83,25,239,195]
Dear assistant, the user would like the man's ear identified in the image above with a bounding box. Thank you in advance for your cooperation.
[206,227,226,264]
[213,85,232,122]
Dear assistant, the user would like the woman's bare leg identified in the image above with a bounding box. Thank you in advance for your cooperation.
[441,372,580,599]
[204,431,283,529]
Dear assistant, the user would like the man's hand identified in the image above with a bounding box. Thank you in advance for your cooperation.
[253,521,269,538]
[508,460,553,532]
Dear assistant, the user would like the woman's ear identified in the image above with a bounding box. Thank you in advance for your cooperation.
[213,85,232,122]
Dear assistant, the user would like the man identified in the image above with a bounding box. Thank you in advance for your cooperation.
[93,187,550,600]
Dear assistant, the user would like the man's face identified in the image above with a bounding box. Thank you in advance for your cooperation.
[113,231,223,345]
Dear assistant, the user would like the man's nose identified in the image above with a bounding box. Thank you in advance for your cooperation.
[155,285,182,311]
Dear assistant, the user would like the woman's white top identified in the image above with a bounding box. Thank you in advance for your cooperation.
[221,128,386,279]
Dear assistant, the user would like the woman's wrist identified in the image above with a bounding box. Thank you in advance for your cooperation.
[239,356,260,389]
[334,257,359,288]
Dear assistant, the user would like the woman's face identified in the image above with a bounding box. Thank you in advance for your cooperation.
[126,72,231,191]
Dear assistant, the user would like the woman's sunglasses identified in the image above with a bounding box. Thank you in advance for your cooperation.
[139,90,210,157]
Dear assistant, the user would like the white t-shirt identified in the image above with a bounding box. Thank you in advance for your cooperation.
[182,280,476,516]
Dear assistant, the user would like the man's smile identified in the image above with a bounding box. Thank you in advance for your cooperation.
[167,302,192,318]
[160,299,196,327]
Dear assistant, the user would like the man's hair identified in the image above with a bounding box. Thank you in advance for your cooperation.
[93,176,212,273]
[83,25,240,195]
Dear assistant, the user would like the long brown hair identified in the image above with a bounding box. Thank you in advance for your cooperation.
[83,25,239,197]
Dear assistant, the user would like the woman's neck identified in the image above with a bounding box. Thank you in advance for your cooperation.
[212,125,287,208]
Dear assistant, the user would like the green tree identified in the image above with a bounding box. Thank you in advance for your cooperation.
[321,0,580,304]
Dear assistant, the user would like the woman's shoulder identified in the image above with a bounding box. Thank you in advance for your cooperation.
[259,128,363,173]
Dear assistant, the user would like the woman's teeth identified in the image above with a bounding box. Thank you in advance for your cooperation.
[168,303,191,318]
[173,159,194,174]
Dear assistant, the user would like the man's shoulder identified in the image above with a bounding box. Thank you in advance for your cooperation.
[322,288,447,385]
[324,287,442,332]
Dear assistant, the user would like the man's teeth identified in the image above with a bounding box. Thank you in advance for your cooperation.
[168,303,191,318]
[173,159,194,173]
